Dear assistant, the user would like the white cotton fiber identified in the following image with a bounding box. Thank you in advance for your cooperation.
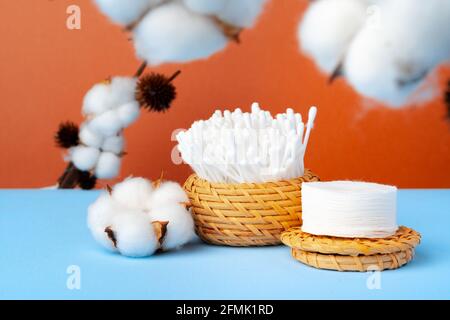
[146,181,189,211]
[112,177,153,209]
[88,193,123,229]
[217,0,268,28]
[82,77,137,116]
[90,225,118,252]
[87,192,124,251]
[343,25,420,106]
[79,124,104,148]
[82,82,112,116]
[342,0,450,106]
[377,0,450,72]
[95,152,121,179]
[108,77,138,107]
[70,146,100,171]
[101,135,124,155]
[183,0,227,15]
[88,109,123,137]
[149,204,195,250]
[94,0,162,25]
[299,0,367,73]
[133,1,228,64]
[117,101,140,128]
[111,212,159,257]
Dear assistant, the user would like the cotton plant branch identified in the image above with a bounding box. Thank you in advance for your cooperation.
[55,64,181,189]
[55,0,269,189]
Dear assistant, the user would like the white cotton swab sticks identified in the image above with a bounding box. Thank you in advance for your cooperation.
[176,103,318,183]
[303,106,317,152]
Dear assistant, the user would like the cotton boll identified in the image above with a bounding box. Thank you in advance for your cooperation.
[362,0,384,5]
[183,0,227,15]
[379,0,450,71]
[94,0,161,25]
[88,109,123,137]
[299,0,367,73]
[101,135,124,155]
[111,212,159,257]
[88,193,124,229]
[90,226,118,252]
[149,204,195,250]
[70,146,100,171]
[117,101,141,128]
[182,0,268,33]
[109,77,138,108]
[146,181,189,211]
[82,77,137,116]
[218,0,268,28]
[344,17,426,106]
[344,27,412,106]
[87,193,125,251]
[133,1,228,65]
[82,83,112,116]
[112,177,153,209]
[79,124,104,148]
[95,152,121,179]
[341,0,450,106]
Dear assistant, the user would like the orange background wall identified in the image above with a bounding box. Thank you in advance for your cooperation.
[0,0,449,188]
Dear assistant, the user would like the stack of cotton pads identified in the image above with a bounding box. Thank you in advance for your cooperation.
[281,181,421,271]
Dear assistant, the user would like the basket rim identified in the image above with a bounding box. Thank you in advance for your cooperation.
[185,168,318,188]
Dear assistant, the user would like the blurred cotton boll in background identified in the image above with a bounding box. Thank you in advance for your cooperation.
[133,1,228,65]
[299,0,367,74]
[94,0,163,25]
[298,0,450,107]
[93,0,268,65]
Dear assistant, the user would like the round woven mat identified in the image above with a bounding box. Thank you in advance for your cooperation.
[281,226,420,256]
[291,247,415,272]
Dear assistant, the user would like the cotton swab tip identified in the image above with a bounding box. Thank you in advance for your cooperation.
[251,102,261,113]
[307,106,317,125]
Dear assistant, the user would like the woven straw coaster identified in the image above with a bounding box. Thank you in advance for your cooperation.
[281,226,421,256]
[291,247,415,272]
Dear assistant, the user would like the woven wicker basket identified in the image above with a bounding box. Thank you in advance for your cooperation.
[183,169,319,246]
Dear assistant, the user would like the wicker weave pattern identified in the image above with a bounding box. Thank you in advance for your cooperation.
[184,169,319,246]
[292,248,414,272]
[281,226,421,256]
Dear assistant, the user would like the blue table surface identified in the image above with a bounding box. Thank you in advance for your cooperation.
[0,189,449,300]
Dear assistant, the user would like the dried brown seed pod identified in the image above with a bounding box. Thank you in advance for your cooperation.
[136,71,180,112]
[55,121,79,149]
[78,171,97,190]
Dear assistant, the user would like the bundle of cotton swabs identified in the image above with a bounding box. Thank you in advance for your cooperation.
[177,103,317,183]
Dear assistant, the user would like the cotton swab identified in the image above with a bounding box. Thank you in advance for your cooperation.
[303,106,317,151]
